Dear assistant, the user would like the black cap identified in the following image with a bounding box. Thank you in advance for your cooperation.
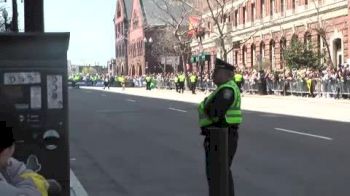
[215,58,234,71]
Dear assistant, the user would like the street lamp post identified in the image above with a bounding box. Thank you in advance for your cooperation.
[197,31,205,91]
[144,37,153,74]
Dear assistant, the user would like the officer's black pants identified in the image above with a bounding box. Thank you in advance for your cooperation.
[204,127,239,196]
[236,82,242,93]
[191,83,196,94]
[179,82,185,93]
[175,83,179,92]
[146,82,151,90]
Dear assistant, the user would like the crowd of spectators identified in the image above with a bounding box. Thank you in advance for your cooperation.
[238,64,350,98]
[70,63,350,99]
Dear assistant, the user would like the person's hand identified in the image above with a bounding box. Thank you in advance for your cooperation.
[20,172,49,196]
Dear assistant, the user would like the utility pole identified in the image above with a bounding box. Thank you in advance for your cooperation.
[11,0,18,32]
[24,0,44,32]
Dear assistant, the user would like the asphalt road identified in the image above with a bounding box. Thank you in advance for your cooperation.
[69,88,350,196]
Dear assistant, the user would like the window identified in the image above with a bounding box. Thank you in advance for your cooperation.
[270,0,275,16]
[234,10,238,27]
[242,46,247,66]
[223,14,227,23]
[260,42,265,61]
[269,40,275,69]
[281,0,285,15]
[243,7,246,25]
[280,38,286,67]
[235,51,239,65]
[305,0,308,5]
[292,0,295,11]
[251,44,256,67]
[251,3,255,23]
[261,0,265,17]
[304,32,312,49]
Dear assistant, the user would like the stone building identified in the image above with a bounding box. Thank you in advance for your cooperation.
[190,0,350,70]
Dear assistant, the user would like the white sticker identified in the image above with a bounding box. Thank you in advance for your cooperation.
[30,86,42,109]
[4,72,41,85]
[47,75,63,109]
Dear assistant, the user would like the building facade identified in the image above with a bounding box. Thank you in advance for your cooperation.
[191,0,349,70]
[114,0,132,75]
[115,0,182,76]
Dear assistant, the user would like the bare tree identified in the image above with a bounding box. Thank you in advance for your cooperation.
[0,7,8,31]
[150,0,193,76]
[310,0,333,67]
[0,0,19,32]
[202,0,261,61]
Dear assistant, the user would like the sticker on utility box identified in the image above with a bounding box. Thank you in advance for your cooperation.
[4,72,41,85]
[47,75,63,109]
[30,86,42,109]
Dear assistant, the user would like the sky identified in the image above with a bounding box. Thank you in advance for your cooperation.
[44,0,117,65]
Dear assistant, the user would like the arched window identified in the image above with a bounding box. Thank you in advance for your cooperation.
[242,45,247,66]
[269,40,275,70]
[260,41,265,62]
[251,44,256,68]
[291,34,298,46]
[280,37,287,67]
[304,32,312,49]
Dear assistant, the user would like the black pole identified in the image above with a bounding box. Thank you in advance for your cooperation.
[200,60,204,90]
[24,0,44,32]
[11,0,19,32]
[209,128,229,196]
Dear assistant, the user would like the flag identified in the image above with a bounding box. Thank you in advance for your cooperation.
[188,16,200,37]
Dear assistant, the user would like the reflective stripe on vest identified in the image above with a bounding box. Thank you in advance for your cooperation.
[146,77,151,82]
[174,77,179,83]
[198,80,242,127]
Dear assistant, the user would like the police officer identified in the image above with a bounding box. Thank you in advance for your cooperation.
[198,58,242,196]
[178,72,186,93]
[145,75,152,90]
[234,70,243,93]
[190,72,198,94]
[174,74,179,93]
[118,74,126,90]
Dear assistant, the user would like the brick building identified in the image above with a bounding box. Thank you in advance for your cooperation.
[114,0,132,76]
[114,0,181,76]
[191,0,349,70]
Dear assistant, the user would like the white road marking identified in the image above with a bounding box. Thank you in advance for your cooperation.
[126,99,136,102]
[101,94,107,97]
[70,158,77,161]
[274,128,333,141]
[70,169,88,196]
[168,107,187,113]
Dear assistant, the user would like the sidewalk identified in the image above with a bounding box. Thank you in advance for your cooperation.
[81,87,350,123]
